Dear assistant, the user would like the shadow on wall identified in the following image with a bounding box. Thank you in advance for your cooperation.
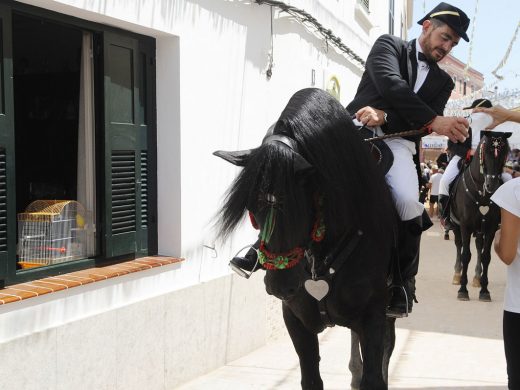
[161,0,363,75]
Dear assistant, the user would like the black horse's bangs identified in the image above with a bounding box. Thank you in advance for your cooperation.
[480,132,511,172]
[217,142,306,240]
[275,88,394,238]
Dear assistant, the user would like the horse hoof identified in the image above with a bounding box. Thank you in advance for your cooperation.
[452,273,461,285]
[444,233,449,240]
[457,291,469,301]
[479,292,491,302]
[472,277,481,288]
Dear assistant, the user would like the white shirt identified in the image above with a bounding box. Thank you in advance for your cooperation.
[415,45,430,93]
[469,112,493,150]
[469,112,513,150]
[491,177,520,313]
[429,172,443,196]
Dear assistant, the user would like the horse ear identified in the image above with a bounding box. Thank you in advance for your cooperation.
[504,132,512,139]
[213,149,252,166]
[293,154,314,174]
[480,130,491,139]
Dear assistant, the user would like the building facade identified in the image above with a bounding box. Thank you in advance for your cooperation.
[0,1,412,388]
[439,53,485,100]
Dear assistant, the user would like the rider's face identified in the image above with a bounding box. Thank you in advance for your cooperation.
[420,20,460,63]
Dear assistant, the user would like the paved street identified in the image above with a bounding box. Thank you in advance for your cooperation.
[177,216,508,389]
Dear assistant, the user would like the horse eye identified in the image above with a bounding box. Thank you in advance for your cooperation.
[266,194,277,204]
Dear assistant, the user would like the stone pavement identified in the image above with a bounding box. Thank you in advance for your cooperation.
[177,217,508,389]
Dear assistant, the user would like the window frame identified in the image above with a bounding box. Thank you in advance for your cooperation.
[0,1,157,287]
[388,0,395,35]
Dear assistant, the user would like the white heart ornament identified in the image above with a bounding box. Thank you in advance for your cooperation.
[479,206,489,215]
[304,279,330,301]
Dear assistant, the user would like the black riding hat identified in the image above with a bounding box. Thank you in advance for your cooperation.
[417,2,470,42]
[463,98,492,110]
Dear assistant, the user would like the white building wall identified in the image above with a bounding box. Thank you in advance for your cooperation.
[3,0,412,388]
[16,0,410,283]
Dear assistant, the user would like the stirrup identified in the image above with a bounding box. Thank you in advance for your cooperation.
[386,285,410,318]
[228,244,259,279]
[229,262,252,279]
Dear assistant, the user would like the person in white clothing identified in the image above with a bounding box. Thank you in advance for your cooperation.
[490,177,520,389]
[428,166,443,217]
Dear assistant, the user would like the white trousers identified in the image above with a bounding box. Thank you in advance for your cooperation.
[383,137,424,221]
[354,121,424,221]
[439,155,461,196]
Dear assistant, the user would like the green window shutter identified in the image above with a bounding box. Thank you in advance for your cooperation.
[103,31,148,258]
[136,40,155,255]
[0,6,15,283]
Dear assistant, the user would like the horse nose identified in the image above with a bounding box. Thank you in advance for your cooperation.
[486,176,501,192]
[265,281,300,301]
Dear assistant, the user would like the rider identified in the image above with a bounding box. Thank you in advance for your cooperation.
[438,99,514,228]
[345,1,470,317]
[230,3,471,319]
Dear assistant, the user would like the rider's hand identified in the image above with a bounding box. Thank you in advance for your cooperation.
[430,116,469,143]
[355,106,386,127]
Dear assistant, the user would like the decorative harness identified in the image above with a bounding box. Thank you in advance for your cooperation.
[250,197,325,271]
[459,136,507,233]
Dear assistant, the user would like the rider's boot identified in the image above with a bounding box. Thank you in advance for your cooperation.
[438,194,452,230]
[387,213,426,318]
[229,240,261,278]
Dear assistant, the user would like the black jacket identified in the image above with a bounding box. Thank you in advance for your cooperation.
[347,35,454,142]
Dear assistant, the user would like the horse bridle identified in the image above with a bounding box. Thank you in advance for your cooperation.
[253,130,364,273]
[459,135,506,236]
[464,136,507,199]
[250,196,325,270]
[247,132,322,270]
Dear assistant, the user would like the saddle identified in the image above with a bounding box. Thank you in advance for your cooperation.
[358,127,394,175]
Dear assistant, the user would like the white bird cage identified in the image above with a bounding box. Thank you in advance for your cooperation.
[17,200,88,269]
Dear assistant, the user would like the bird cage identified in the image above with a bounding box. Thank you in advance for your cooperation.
[17,200,88,269]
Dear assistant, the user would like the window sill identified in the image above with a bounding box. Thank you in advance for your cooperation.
[0,256,184,305]
[354,2,374,32]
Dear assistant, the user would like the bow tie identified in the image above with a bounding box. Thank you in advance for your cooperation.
[418,52,431,64]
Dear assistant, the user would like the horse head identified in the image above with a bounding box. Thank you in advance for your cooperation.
[214,129,316,300]
[477,131,511,194]
[215,88,394,302]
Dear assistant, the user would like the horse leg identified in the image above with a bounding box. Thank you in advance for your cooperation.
[478,232,494,302]
[452,225,462,285]
[350,317,395,389]
[349,331,363,390]
[382,318,396,385]
[457,228,472,301]
[356,310,387,390]
[282,304,323,390]
[473,233,483,288]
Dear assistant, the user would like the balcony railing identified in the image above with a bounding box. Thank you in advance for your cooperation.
[359,0,369,12]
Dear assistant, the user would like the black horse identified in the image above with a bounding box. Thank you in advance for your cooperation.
[449,131,511,301]
[215,88,397,389]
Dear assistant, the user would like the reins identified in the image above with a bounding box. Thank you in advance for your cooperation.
[363,128,427,142]
[351,112,429,142]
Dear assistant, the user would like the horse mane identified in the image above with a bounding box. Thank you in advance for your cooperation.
[217,88,395,244]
